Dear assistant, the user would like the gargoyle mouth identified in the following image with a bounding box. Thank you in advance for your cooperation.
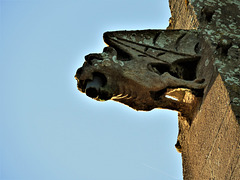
[85,73,105,98]
[76,71,112,101]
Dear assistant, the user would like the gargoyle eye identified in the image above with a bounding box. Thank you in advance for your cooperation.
[103,47,117,56]
[85,53,103,65]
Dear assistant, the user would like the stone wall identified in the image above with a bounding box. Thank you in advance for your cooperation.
[180,75,240,179]
[168,0,240,179]
[168,0,199,29]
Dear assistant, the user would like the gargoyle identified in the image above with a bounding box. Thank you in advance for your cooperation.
[75,30,206,115]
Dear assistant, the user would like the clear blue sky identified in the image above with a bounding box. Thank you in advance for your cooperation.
[1,0,183,179]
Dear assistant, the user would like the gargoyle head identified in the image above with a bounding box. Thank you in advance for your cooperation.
[75,30,205,111]
[75,46,126,101]
[75,45,159,110]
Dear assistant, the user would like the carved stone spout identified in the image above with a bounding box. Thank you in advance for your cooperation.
[85,75,105,98]
[75,29,206,116]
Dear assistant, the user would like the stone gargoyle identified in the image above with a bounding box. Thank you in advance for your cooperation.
[75,30,206,116]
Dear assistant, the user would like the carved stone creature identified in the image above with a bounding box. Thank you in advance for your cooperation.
[75,30,206,113]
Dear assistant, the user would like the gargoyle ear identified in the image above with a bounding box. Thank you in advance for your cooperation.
[85,53,103,65]
[103,47,117,56]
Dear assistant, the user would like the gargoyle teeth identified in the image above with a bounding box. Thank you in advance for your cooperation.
[113,84,136,100]
[122,94,131,98]
[113,94,132,100]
